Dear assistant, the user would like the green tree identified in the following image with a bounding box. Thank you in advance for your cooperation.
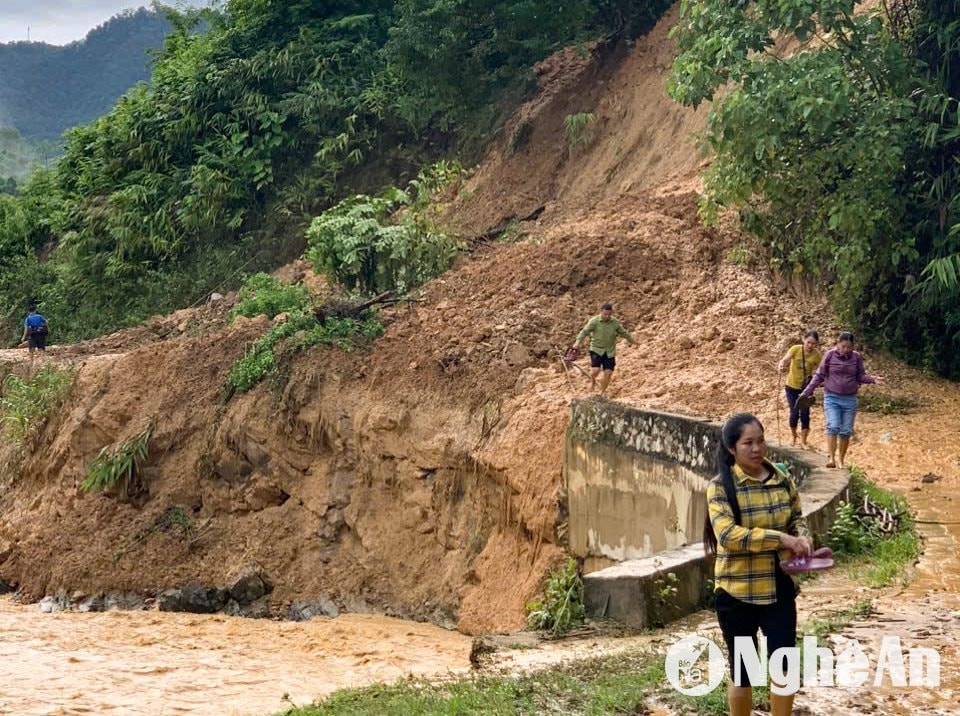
[670,0,960,377]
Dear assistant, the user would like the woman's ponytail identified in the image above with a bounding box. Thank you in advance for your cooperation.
[703,413,761,554]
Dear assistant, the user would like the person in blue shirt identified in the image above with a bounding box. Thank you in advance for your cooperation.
[21,305,49,359]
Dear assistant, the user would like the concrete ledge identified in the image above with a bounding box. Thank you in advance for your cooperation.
[567,398,813,486]
[578,403,849,629]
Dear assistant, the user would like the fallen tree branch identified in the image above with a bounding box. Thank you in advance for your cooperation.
[314,291,404,322]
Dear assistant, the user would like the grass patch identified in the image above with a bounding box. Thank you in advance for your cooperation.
[857,391,919,415]
[278,648,665,715]
[0,366,74,448]
[827,467,920,588]
[81,422,153,501]
[226,268,384,395]
[273,641,770,716]
[232,273,312,320]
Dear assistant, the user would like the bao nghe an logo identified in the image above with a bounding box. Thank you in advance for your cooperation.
[664,635,726,696]
[665,635,940,695]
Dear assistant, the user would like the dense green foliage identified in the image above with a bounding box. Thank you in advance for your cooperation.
[0,8,173,143]
[306,162,465,294]
[0,366,74,448]
[670,0,960,378]
[0,169,69,343]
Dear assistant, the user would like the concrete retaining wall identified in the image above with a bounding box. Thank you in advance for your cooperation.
[564,398,848,629]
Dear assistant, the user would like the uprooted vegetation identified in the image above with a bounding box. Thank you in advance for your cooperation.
[826,468,920,588]
[226,311,384,394]
[80,422,154,502]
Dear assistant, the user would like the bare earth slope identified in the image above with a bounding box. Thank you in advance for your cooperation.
[0,6,957,680]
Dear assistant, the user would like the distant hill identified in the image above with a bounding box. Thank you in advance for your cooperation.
[0,7,172,143]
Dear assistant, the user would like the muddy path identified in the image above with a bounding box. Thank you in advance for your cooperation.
[795,488,960,715]
[795,361,960,714]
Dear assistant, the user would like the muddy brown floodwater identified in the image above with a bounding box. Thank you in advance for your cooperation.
[0,600,473,716]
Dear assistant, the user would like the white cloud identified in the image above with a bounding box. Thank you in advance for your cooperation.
[0,1,209,46]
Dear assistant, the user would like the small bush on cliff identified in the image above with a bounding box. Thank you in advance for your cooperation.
[0,366,74,448]
[227,312,383,394]
[232,274,312,320]
[563,112,597,156]
[526,557,586,636]
[82,422,154,501]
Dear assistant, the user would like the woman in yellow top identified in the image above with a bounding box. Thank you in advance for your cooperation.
[777,331,822,448]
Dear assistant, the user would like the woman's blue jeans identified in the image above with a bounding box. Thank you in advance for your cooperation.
[823,391,858,438]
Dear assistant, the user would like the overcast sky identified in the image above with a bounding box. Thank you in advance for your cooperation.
[0,1,209,46]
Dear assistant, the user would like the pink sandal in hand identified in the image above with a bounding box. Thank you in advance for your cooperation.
[780,547,834,574]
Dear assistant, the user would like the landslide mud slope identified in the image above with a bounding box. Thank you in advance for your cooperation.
[0,3,957,642]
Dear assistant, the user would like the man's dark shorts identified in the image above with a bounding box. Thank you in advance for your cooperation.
[28,333,47,351]
[589,351,615,371]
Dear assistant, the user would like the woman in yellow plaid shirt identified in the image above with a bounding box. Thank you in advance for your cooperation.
[704,413,813,716]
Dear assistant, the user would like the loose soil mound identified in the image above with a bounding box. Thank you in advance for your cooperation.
[452,3,708,239]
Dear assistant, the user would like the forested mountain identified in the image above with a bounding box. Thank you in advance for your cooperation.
[0,7,172,142]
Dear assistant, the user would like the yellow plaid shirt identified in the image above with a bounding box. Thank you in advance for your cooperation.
[707,462,810,605]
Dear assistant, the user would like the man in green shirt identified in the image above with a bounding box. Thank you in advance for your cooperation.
[575,303,635,396]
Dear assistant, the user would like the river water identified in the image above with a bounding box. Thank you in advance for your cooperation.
[0,601,473,715]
